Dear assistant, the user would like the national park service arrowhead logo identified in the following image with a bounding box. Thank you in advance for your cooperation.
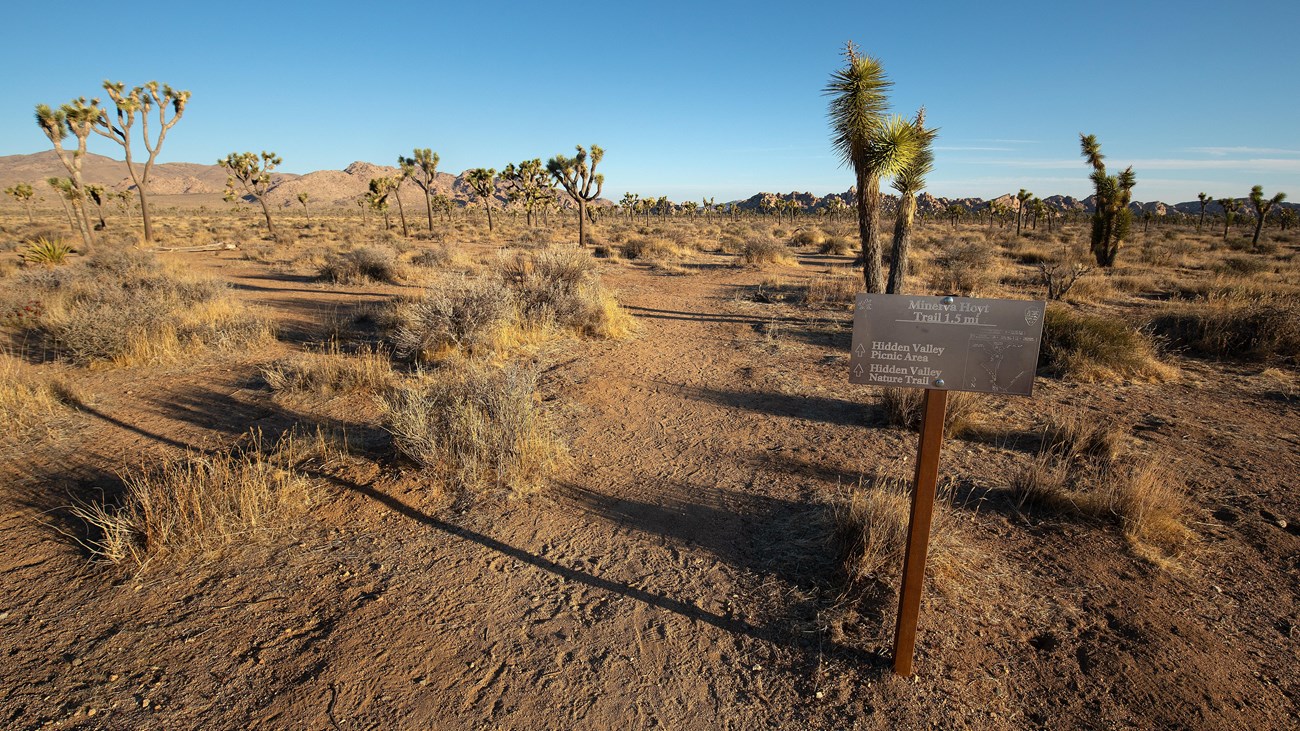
[1024,307,1042,327]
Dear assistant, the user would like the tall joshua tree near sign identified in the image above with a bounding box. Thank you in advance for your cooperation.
[35,101,98,250]
[1248,185,1286,246]
[92,81,189,243]
[1080,134,1135,267]
[219,151,282,236]
[825,42,916,292]
[547,145,604,247]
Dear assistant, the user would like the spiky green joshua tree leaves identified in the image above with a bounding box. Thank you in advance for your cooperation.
[1014,188,1033,237]
[1248,185,1286,245]
[1196,192,1211,232]
[399,148,440,231]
[1079,134,1135,267]
[887,108,936,294]
[547,145,604,247]
[825,43,917,292]
[1217,197,1240,240]
[219,151,281,236]
[92,81,190,243]
[464,167,498,232]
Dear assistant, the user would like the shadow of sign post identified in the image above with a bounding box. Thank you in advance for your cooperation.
[850,292,1046,676]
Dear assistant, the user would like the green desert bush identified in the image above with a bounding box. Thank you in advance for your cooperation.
[21,236,73,266]
[1040,305,1173,382]
[382,361,562,493]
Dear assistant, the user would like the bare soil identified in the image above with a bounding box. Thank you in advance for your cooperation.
[2,236,1298,730]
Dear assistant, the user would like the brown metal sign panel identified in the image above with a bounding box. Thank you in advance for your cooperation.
[849,293,1046,396]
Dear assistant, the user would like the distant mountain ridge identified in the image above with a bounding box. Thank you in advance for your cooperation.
[0,151,1292,215]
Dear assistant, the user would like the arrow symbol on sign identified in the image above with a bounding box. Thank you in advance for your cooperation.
[853,363,864,377]
[855,343,866,357]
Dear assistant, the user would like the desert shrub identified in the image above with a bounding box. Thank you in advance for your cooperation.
[803,272,859,308]
[382,361,561,493]
[620,236,682,260]
[736,237,796,267]
[501,249,633,338]
[262,346,395,396]
[512,228,554,249]
[819,235,853,255]
[832,476,962,586]
[0,354,78,441]
[71,430,328,565]
[790,228,828,248]
[926,237,997,295]
[1213,256,1270,276]
[1040,305,1172,382]
[409,244,456,269]
[14,250,270,366]
[319,246,402,284]
[877,387,983,437]
[1149,297,1300,362]
[391,275,515,360]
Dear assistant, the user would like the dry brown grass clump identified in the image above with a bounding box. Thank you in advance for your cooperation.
[818,234,854,255]
[393,275,515,360]
[620,236,685,261]
[1149,296,1300,363]
[736,237,797,267]
[1010,413,1191,563]
[832,476,964,587]
[926,237,1000,295]
[382,361,562,494]
[0,354,79,441]
[802,271,859,308]
[10,249,273,367]
[500,249,634,339]
[262,345,396,397]
[1041,304,1174,382]
[877,387,983,437]
[790,228,828,248]
[72,430,332,565]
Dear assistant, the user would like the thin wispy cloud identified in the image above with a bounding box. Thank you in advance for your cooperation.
[935,146,1014,152]
[1187,146,1300,156]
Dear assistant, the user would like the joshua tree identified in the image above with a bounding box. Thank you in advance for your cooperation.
[1248,185,1286,245]
[1014,188,1033,236]
[887,108,937,294]
[85,184,108,230]
[1080,134,1135,267]
[500,159,552,227]
[92,81,189,243]
[1196,192,1211,232]
[4,183,35,223]
[464,167,497,232]
[431,193,454,223]
[1275,207,1296,232]
[946,203,964,229]
[367,180,392,230]
[390,167,411,238]
[34,101,98,250]
[399,148,440,230]
[619,192,638,220]
[826,43,917,292]
[46,177,81,233]
[219,151,281,235]
[1216,197,1239,240]
[297,192,311,223]
[547,145,604,247]
[702,196,716,219]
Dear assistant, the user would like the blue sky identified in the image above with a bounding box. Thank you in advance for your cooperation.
[1,1,1295,203]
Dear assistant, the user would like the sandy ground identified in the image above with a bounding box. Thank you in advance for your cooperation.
[1,240,1297,730]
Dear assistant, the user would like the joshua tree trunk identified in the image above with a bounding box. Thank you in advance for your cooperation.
[577,200,588,247]
[55,194,76,233]
[257,197,276,236]
[424,191,434,231]
[394,188,409,237]
[484,201,494,232]
[887,192,916,294]
[857,172,884,292]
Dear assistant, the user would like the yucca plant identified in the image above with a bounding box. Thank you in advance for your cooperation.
[887,108,936,294]
[22,237,74,266]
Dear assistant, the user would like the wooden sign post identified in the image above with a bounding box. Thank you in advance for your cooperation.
[849,293,1046,676]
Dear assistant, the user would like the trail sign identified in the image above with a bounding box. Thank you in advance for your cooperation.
[849,293,1045,677]
[849,294,1046,396]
